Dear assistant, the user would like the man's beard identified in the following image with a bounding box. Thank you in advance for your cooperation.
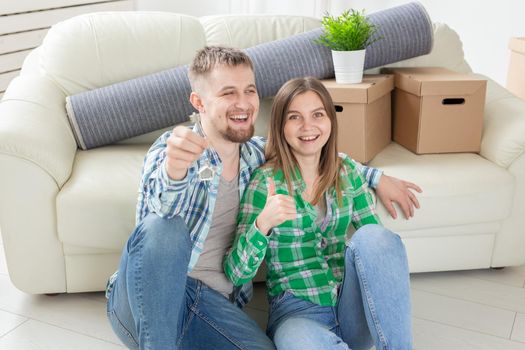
[221,124,255,143]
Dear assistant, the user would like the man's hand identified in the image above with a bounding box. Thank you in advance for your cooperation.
[256,178,297,235]
[165,126,208,181]
[376,174,422,220]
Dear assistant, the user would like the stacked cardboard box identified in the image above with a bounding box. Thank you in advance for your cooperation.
[322,68,487,160]
[383,67,487,154]
[322,75,394,163]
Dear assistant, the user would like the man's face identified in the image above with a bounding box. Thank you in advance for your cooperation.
[197,64,259,143]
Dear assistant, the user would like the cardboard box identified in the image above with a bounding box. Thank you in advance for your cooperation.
[322,74,394,163]
[383,67,486,154]
[507,37,525,99]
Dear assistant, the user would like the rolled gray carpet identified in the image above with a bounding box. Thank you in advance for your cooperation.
[66,2,433,149]
[67,67,193,149]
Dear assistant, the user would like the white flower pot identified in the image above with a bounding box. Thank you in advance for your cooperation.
[331,49,366,84]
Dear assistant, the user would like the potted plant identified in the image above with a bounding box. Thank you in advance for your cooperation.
[315,9,380,84]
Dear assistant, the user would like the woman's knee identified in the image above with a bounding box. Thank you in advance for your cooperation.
[345,225,409,276]
[273,318,348,350]
[348,224,403,251]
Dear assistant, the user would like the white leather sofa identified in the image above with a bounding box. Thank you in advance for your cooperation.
[1,12,524,294]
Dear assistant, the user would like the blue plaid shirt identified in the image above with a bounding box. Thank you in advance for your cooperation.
[107,122,382,307]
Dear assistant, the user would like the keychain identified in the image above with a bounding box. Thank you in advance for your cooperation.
[190,112,216,181]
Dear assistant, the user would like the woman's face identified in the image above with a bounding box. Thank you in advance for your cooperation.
[283,90,332,163]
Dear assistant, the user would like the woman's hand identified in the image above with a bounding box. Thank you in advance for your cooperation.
[376,174,422,219]
[256,178,297,235]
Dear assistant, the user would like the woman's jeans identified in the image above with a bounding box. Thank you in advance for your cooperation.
[267,224,412,350]
[106,213,275,350]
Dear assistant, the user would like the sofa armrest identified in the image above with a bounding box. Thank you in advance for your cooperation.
[0,75,77,186]
[0,154,67,293]
[475,76,525,267]
[480,76,525,169]
[0,74,77,293]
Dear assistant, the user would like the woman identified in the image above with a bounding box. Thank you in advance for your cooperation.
[224,77,412,349]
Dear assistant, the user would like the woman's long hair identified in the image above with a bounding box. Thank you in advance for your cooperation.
[265,77,342,205]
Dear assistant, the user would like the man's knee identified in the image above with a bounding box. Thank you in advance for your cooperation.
[129,213,191,257]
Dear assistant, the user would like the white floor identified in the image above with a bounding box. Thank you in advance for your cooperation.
[0,240,524,349]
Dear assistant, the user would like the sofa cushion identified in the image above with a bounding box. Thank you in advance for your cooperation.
[369,143,515,232]
[41,12,206,95]
[57,144,149,250]
[57,142,515,252]
[201,14,322,48]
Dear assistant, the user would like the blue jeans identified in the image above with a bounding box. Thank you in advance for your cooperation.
[107,213,275,350]
[267,224,412,350]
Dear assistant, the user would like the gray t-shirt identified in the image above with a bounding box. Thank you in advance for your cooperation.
[188,175,239,298]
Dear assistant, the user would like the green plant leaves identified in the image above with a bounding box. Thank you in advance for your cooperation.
[314,9,381,51]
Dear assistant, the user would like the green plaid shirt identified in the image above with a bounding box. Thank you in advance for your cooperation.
[224,153,381,306]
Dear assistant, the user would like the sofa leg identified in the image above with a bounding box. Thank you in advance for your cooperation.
[490,266,505,270]
[45,293,60,296]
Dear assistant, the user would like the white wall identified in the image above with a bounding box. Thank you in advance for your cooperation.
[135,0,525,86]
[136,0,331,17]
[348,0,525,87]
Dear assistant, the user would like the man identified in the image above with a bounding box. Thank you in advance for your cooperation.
[106,46,421,349]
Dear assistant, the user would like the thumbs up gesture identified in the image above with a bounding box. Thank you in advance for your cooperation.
[256,178,297,235]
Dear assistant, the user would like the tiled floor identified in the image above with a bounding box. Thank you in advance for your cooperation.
[0,240,524,349]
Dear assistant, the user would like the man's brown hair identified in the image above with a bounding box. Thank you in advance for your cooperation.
[188,46,254,91]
